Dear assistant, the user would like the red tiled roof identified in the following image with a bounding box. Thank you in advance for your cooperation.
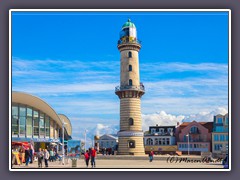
[178,121,213,132]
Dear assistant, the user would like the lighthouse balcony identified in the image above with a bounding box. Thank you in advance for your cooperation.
[115,84,145,93]
[118,39,141,45]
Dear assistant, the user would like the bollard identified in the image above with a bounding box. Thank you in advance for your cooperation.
[72,158,77,168]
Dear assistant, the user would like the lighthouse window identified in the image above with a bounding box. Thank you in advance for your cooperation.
[128,51,132,58]
[129,118,134,125]
[128,140,135,148]
[129,65,132,71]
[129,79,132,86]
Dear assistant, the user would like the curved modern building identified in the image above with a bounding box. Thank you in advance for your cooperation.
[12,91,72,151]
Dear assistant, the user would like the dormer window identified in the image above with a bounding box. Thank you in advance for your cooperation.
[151,128,156,134]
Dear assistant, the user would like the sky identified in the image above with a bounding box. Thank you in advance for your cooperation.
[11,11,229,148]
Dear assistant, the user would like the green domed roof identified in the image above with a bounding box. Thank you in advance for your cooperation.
[122,19,136,28]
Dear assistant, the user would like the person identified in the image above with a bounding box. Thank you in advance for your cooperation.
[84,150,90,168]
[49,148,55,162]
[25,148,30,166]
[149,150,154,162]
[37,148,43,168]
[90,147,97,168]
[55,151,62,161]
[43,149,50,168]
[29,148,33,164]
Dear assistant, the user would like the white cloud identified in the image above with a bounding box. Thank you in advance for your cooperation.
[182,107,228,122]
[142,107,228,131]
[142,111,185,131]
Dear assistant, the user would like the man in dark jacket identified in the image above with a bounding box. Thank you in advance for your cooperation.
[25,148,30,166]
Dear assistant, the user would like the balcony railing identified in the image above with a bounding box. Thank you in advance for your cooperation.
[118,38,141,45]
[115,84,145,92]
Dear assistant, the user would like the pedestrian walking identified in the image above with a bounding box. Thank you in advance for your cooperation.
[44,149,50,167]
[90,147,97,168]
[84,150,90,168]
[149,150,154,162]
[25,148,30,166]
[37,148,44,168]
[49,148,55,162]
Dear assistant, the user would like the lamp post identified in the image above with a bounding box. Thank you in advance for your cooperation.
[186,134,190,156]
[61,120,67,165]
[84,129,87,152]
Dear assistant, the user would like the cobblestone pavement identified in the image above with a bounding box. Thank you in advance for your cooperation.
[12,155,224,169]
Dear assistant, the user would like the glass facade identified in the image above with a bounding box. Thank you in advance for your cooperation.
[26,107,32,137]
[12,104,60,139]
[12,106,18,136]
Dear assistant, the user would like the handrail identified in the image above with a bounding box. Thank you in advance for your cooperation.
[115,84,145,92]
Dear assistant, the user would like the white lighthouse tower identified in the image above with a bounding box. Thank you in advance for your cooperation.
[115,19,145,155]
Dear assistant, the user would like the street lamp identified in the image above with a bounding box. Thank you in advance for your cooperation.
[84,129,87,152]
[61,120,67,165]
[186,134,190,156]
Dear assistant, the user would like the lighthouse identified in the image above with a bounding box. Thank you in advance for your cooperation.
[115,19,145,155]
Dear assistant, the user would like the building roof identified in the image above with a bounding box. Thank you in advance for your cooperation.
[178,121,213,132]
[58,114,72,136]
[99,134,118,140]
[12,91,72,136]
[122,19,136,29]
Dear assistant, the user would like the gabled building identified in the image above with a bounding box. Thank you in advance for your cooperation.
[144,124,177,154]
[176,121,213,155]
[95,134,118,151]
[212,113,229,158]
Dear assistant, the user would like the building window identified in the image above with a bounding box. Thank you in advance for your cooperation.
[225,117,228,125]
[166,138,170,145]
[220,134,225,141]
[190,126,199,134]
[129,65,132,71]
[216,126,224,132]
[162,138,166,145]
[128,51,132,58]
[33,110,39,137]
[129,118,134,126]
[45,116,50,138]
[183,135,187,142]
[159,128,164,134]
[154,138,158,145]
[151,128,156,134]
[214,144,222,151]
[26,107,33,137]
[128,140,135,148]
[168,128,173,134]
[225,135,229,141]
[217,117,223,123]
[146,138,153,145]
[129,79,132,86]
[12,106,19,136]
[39,113,45,137]
[19,106,26,136]
[214,134,219,141]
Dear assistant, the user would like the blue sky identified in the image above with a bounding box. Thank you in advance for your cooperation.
[11,11,229,147]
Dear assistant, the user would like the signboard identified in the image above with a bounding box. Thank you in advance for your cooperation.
[67,140,81,158]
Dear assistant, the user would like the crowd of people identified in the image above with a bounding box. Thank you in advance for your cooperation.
[12,145,63,168]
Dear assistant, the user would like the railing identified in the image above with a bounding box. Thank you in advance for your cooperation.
[115,84,145,92]
[117,39,141,45]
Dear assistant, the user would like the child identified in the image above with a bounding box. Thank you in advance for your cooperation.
[84,150,90,168]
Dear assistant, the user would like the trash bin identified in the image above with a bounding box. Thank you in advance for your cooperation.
[72,158,77,168]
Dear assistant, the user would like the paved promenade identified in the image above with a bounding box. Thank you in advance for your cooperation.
[12,155,224,169]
